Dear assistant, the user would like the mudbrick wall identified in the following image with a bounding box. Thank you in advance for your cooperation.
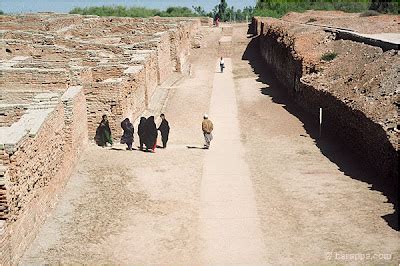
[0,106,27,127]
[0,14,204,264]
[0,88,88,264]
[252,17,398,194]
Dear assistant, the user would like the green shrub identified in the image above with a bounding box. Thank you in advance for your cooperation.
[0,10,4,15]
[157,6,199,17]
[321,52,338,61]
[69,6,199,18]
[255,0,373,18]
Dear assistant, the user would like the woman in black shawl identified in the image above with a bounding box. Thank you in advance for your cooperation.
[138,117,147,150]
[95,114,113,147]
[158,113,170,148]
[120,118,134,150]
[145,116,158,152]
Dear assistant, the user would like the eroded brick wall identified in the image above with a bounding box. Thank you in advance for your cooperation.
[252,17,398,193]
[0,223,11,266]
[0,88,88,264]
[0,14,205,264]
[0,106,26,127]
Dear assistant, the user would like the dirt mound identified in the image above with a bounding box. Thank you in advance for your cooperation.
[304,42,399,145]
[258,15,399,145]
[282,10,399,34]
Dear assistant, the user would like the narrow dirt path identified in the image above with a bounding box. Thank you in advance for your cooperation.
[199,58,266,264]
[20,24,399,265]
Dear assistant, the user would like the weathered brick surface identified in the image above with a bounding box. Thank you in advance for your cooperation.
[0,88,88,265]
[0,14,205,264]
[200,17,214,26]
[0,105,26,127]
[252,17,398,193]
[0,221,11,266]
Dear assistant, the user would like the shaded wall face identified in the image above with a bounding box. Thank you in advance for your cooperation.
[169,23,193,73]
[253,17,398,192]
[157,33,173,84]
[258,28,301,95]
[0,87,88,264]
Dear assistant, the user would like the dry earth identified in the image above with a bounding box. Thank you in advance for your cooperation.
[282,10,399,33]
[21,24,399,265]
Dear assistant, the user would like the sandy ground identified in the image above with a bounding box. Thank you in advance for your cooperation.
[21,24,399,265]
[282,10,400,34]
[232,25,399,264]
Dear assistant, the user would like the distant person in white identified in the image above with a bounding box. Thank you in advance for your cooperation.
[219,57,225,73]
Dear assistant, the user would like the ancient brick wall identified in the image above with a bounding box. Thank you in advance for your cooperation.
[0,67,70,104]
[0,106,26,127]
[252,17,398,192]
[0,14,204,264]
[0,222,11,266]
[168,22,195,73]
[0,88,88,264]
[84,65,147,139]
[258,26,302,95]
[154,32,173,84]
[61,86,88,157]
[200,17,214,26]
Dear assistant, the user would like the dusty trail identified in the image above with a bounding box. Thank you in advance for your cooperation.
[199,58,266,264]
[232,25,399,264]
[21,24,399,265]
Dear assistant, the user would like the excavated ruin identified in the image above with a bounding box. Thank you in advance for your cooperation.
[251,13,398,204]
[0,13,211,264]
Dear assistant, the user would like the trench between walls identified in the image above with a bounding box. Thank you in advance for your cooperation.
[251,22,398,209]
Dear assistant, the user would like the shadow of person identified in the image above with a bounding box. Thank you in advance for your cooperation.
[110,147,137,151]
[186,145,207,150]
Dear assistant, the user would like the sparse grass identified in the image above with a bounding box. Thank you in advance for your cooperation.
[307,18,317,23]
[321,52,338,61]
[254,0,397,18]
[360,10,381,17]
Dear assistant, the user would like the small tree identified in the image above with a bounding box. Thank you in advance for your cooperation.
[218,0,228,21]
[192,5,207,16]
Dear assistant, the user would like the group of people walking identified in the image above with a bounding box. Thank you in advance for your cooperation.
[95,113,213,151]
[95,114,170,152]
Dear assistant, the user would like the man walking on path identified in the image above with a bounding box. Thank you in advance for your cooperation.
[158,113,170,148]
[202,114,213,149]
[219,57,225,73]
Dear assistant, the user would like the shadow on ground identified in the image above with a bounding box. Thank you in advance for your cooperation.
[241,35,398,231]
[186,145,207,150]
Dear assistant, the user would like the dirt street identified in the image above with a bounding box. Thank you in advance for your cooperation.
[21,24,399,265]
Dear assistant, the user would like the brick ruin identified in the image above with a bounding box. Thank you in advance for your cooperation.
[0,13,205,264]
[251,16,398,201]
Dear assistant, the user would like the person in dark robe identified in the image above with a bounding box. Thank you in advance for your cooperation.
[120,118,134,150]
[145,116,158,152]
[138,117,147,150]
[158,113,170,148]
[95,114,113,147]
